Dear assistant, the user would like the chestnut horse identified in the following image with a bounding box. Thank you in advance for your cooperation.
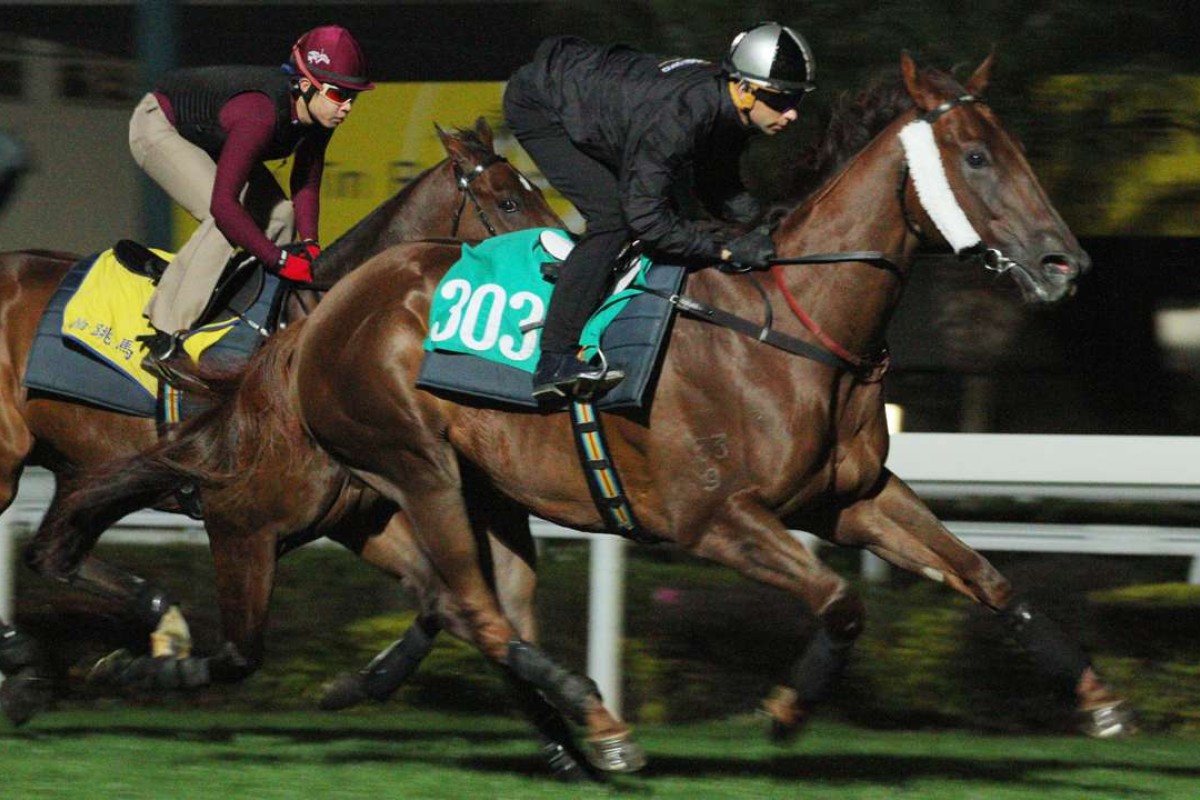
[36,53,1134,774]
[1,120,558,720]
[293,53,1134,762]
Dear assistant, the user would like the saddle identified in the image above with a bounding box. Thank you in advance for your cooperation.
[115,240,269,331]
[26,245,285,417]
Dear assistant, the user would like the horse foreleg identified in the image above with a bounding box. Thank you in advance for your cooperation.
[204,526,277,682]
[24,486,193,664]
[830,469,1135,737]
[57,556,191,657]
[690,491,865,741]
[88,525,274,692]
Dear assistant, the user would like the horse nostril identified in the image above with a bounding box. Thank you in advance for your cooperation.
[1042,254,1079,279]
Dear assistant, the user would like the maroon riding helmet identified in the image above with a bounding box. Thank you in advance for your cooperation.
[290,25,374,92]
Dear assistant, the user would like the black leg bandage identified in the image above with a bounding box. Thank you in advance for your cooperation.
[790,626,855,706]
[1000,598,1091,693]
[361,619,438,701]
[507,638,600,725]
[0,625,41,675]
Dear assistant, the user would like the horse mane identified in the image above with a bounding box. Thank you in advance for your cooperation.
[781,64,965,205]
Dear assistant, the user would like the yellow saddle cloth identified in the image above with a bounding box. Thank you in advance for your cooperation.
[62,249,233,396]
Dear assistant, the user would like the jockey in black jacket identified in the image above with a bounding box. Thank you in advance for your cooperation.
[504,22,816,398]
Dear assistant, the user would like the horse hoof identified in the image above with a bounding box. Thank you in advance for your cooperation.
[0,667,54,726]
[541,740,603,783]
[1081,700,1138,739]
[318,672,370,711]
[87,648,134,686]
[585,733,647,773]
[760,685,808,744]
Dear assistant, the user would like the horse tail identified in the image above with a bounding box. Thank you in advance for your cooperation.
[26,326,303,577]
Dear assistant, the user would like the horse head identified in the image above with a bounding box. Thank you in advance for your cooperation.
[898,51,1089,303]
[435,117,562,236]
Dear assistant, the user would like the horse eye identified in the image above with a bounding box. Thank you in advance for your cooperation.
[499,198,520,213]
[966,150,990,169]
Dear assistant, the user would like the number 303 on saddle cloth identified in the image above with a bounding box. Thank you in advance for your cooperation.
[418,228,684,410]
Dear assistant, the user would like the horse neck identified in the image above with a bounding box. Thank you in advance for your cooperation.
[771,123,919,357]
[311,160,456,285]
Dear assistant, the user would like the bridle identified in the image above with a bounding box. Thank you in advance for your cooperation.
[895,94,1019,276]
[449,153,510,238]
[282,150,518,321]
[761,92,1018,374]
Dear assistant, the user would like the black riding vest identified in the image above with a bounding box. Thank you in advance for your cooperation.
[155,66,300,158]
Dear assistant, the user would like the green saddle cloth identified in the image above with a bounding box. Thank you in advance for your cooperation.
[417,228,684,410]
[423,227,651,371]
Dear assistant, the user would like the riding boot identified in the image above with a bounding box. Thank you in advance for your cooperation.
[137,328,206,392]
[532,351,624,399]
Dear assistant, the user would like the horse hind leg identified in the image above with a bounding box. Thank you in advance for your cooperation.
[831,470,1135,738]
[0,621,54,726]
[24,482,194,657]
[365,467,643,773]
[324,500,604,781]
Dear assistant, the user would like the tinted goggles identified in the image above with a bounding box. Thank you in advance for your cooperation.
[755,88,806,114]
[318,83,359,105]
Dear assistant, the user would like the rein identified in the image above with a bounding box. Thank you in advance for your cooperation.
[450,154,507,238]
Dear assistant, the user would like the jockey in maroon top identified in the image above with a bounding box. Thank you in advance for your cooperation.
[129,24,373,376]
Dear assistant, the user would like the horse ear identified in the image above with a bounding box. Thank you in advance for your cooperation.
[900,50,942,113]
[473,117,494,151]
[435,122,468,165]
[965,48,996,95]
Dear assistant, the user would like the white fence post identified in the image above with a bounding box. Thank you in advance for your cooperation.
[0,505,14,624]
[587,535,625,717]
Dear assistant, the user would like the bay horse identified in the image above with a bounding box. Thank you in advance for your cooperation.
[2,119,559,723]
[34,52,1134,774]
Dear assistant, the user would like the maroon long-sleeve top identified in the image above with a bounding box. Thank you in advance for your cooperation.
[156,89,328,266]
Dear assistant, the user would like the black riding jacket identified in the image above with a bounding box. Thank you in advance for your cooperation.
[510,36,756,261]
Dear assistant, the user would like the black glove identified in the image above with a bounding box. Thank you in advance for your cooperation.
[724,225,775,271]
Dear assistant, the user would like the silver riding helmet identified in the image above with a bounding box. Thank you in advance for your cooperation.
[724,21,816,95]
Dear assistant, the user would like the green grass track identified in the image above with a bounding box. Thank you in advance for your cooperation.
[3,710,1197,799]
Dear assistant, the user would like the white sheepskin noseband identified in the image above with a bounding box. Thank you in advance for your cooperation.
[898,119,982,254]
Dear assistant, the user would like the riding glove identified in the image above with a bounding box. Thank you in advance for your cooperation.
[724,226,776,271]
[276,243,316,284]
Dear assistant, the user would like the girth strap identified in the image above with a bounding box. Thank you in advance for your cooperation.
[568,400,660,544]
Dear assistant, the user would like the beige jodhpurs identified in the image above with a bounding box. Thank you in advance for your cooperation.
[129,92,295,333]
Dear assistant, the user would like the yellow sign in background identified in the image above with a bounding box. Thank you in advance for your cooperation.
[173,81,579,249]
